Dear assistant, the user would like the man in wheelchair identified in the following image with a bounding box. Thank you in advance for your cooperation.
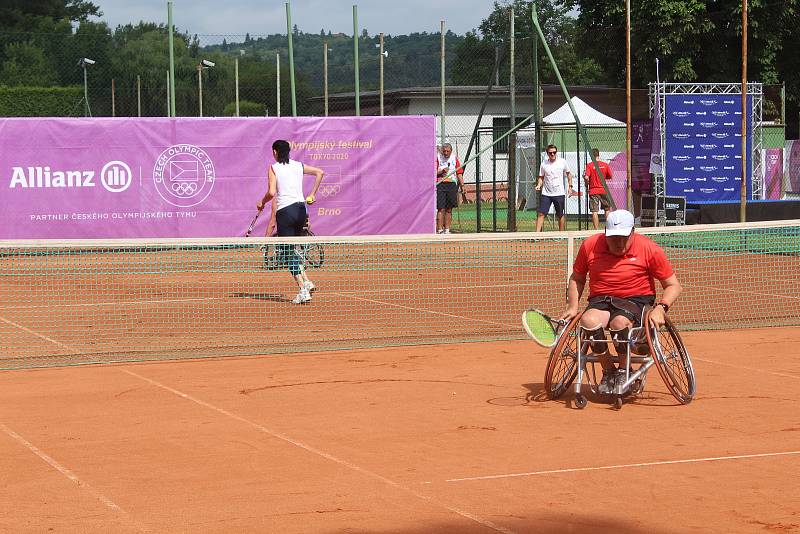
[560,210,682,394]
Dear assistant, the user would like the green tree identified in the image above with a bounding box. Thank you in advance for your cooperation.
[0,41,58,86]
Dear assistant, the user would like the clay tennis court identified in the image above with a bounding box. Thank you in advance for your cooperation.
[1,326,799,533]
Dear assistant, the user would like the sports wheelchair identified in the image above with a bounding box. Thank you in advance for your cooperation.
[543,308,696,409]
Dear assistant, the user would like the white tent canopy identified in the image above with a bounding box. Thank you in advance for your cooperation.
[542,96,624,127]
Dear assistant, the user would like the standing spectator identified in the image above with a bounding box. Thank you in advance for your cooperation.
[584,148,614,230]
[436,143,466,234]
[536,144,574,232]
[257,140,324,304]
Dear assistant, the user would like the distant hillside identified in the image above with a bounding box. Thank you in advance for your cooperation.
[204,30,466,94]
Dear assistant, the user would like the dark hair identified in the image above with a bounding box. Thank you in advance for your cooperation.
[272,140,291,164]
[546,144,557,151]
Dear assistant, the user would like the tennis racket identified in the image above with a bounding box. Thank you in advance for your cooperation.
[300,228,325,269]
[521,308,566,348]
[244,209,262,237]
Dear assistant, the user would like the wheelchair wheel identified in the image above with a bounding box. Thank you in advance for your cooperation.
[543,313,582,400]
[645,313,696,404]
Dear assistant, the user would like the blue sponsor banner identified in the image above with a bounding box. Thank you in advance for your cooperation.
[664,94,752,202]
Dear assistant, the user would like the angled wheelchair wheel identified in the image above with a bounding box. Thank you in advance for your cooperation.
[645,313,696,404]
[543,313,582,400]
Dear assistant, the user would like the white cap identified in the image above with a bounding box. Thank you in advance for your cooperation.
[605,209,635,237]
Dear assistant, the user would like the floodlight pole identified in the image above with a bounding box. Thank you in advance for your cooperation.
[510,8,515,131]
[440,20,445,145]
[167,0,176,117]
[740,0,748,222]
[286,2,297,116]
[197,64,204,117]
[276,53,281,117]
[82,64,91,117]
[235,57,240,116]
[531,2,541,198]
[323,39,329,116]
[353,5,360,116]
[137,75,141,117]
[379,32,385,116]
[626,0,633,211]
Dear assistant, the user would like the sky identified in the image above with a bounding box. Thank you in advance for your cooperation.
[90,0,497,40]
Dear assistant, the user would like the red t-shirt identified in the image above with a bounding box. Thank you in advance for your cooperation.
[573,232,674,298]
[584,160,612,195]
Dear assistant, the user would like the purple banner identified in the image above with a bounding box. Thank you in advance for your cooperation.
[764,148,783,200]
[0,116,436,239]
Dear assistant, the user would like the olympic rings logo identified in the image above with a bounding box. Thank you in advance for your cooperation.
[317,183,341,197]
[171,182,199,196]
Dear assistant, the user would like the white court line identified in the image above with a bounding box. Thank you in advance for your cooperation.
[327,291,518,329]
[123,369,516,534]
[0,422,144,526]
[0,315,81,353]
[444,450,800,483]
[682,281,799,301]
[692,357,800,379]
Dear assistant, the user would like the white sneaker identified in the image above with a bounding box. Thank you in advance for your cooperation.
[292,288,311,304]
[304,280,316,292]
[444,229,450,234]
[436,229,444,234]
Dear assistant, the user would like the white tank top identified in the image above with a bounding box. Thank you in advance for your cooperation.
[271,159,305,211]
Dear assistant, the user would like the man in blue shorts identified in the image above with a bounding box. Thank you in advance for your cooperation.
[535,144,574,231]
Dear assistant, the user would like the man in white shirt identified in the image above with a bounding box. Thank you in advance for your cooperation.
[536,144,574,231]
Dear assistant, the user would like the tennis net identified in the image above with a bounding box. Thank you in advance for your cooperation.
[1,220,798,369]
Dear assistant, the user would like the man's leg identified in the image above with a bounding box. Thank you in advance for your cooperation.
[591,211,600,230]
[581,308,616,394]
[535,212,545,232]
[558,215,566,231]
[443,208,452,233]
[436,209,444,233]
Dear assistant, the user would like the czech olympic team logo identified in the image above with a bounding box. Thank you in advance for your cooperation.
[152,144,215,207]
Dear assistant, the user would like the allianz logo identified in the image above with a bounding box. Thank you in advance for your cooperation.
[724,188,735,191]
[673,155,691,161]
[9,163,132,193]
[683,122,695,127]
[723,100,735,104]
[684,188,695,192]
[712,155,729,161]
[723,144,735,148]
[682,144,695,149]
[683,100,695,104]
[724,166,736,170]
[712,111,729,117]
[700,188,717,193]
[696,178,707,182]
[711,177,728,182]
[700,122,718,128]
[683,166,695,171]
[696,111,707,116]
[712,133,730,138]
[695,155,707,160]
[700,166,718,171]
[695,133,707,138]
[723,122,736,126]
[700,144,717,149]
[672,111,691,117]
[699,100,716,105]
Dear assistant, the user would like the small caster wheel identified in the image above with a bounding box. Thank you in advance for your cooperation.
[575,394,587,409]
[613,396,623,410]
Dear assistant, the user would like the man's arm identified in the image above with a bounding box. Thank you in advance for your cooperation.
[257,167,277,210]
[561,272,586,321]
[650,274,682,328]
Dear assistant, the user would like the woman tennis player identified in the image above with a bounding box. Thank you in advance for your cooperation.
[257,140,324,304]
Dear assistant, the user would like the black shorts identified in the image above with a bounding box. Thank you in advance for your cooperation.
[538,194,566,217]
[437,182,459,210]
[276,201,307,237]
[586,295,655,327]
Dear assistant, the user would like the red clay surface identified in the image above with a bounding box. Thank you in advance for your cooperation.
[2,326,799,533]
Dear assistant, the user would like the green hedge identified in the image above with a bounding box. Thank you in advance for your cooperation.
[0,86,83,117]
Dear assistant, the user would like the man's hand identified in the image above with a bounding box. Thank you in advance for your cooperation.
[649,305,667,329]
[559,305,579,323]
